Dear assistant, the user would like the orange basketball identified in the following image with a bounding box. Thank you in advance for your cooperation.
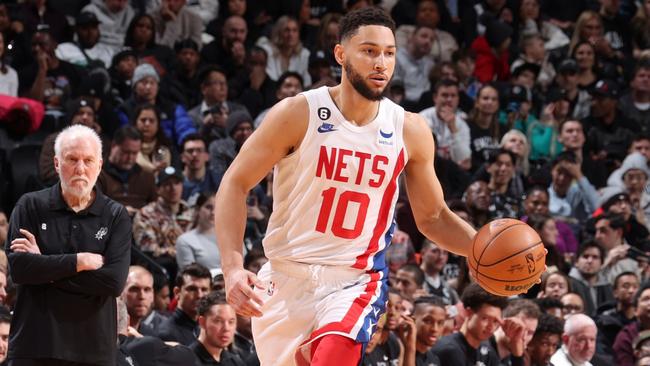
[468,218,546,297]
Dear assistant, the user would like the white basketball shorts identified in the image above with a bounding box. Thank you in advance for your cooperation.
[251,259,389,366]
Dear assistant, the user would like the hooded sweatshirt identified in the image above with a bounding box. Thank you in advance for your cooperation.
[82,0,135,51]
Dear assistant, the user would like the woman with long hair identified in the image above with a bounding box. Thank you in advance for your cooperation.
[571,41,599,90]
[175,192,221,270]
[528,213,569,273]
[257,15,311,86]
[130,103,180,173]
[124,13,175,74]
[570,11,619,65]
[466,84,502,171]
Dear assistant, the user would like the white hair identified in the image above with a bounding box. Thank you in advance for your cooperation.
[564,313,596,336]
[54,124,102,159]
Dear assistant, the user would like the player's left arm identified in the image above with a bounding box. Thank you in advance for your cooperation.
[402,112,476,257]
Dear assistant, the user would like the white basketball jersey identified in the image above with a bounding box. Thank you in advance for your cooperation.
[262,86,408,271]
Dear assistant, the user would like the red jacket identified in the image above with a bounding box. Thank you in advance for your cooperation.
[471,36,511,84]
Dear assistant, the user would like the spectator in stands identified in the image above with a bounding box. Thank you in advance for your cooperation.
[39,97,103,185]
[466,84,501,171]
[0,32,17,96]
[253,71,304,127]
[209,110,254,180]
[517,0,569,52]
[131,103,180,174]
[6,125,130,365]
[619,61,650,133]
[397,296,445,365]
[471,17,512,84]
[594,212,640,283]
[117,63,196,147]
[631,2,650,57]
[97,125,156,216]
[170,39,202,109]
[489,299,541,365]
[598,271,639,355]
[433,282,508,365]
[116,298,198,366]
[511,34,555,89]
[133,165,193,280]
[180,134,221,201]
[605,153,650,229]
[191,291,245,366]
[123,14,175,74]
[109,49,137,104]
[232,310,257,364]
[420,239,459,305]
[257,16,311,86]
[82,0,135,52]
[159,263,212,346]
[154,276,171,314]
[615,282,650,366]
[526,313,564,366]
[551,313,597,365]
[568,240,614,316]
[570,10,622,67]
[535,297,565,320]
[597,186,650,248]
[363,311,401,366]
[538,272,571,300]
[176,192,221,271]
[484,148,521,219]
[121,265,167,336]
[201,15,249,78]
[19,29,85,103]
[188,65,248,144]
[572,41,599,91]
[0,212,7,248]
[18,0,71,44]
[547,151,599,224]
[0,308,8,365]
[394,25,435,108]
[584,79,637,165]
[554,59,592,120]
[464,180,491,228]
[420,79,471,170]
[55,12,114,69]
[230,46,277,120]
[393,263,426,303]
[527,214,567,273]
[150,0,203,50]
[561,293,586,319]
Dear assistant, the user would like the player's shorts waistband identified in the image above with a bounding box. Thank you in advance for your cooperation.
[269,259,366,283]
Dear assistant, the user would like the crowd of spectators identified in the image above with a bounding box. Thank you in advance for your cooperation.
[0,0,650,365]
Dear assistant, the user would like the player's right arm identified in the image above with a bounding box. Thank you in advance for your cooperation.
[214,95,309,317]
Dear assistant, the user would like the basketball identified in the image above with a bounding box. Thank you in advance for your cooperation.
[468,218,546,297]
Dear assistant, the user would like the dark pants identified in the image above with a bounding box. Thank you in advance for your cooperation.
[9,359,98,366]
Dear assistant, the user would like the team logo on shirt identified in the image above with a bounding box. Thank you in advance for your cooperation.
[95,227,108,240]
[377,128,394,146]
[317,123,337,133]
[318,107,331,120]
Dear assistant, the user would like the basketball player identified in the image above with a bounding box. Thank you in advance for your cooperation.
[214,7,477,366]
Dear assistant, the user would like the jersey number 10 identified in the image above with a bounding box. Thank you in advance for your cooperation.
[315,187,370,239]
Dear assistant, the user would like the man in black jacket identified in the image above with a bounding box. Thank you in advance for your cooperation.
[6,124,131,365]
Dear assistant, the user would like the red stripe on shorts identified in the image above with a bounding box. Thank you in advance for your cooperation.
[352,148,406,270]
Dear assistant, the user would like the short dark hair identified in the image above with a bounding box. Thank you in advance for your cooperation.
[339,7,395,42]
[461,283,508,312]
[181,133,207,151]
[534,297,564,312]
[113,125,142,144]
[503,298,542,319]
[198,65,227,87]
[632,133,650,144]
[196,291,228,317]
[175,263,212,288]
[614,271,638,290]
[433,78,459,95]
[595,212,626,231]
[487,148,516,165]
[551,150,577,169]
[398,263,425,287]
[277,71,304,90]
[244,248,266,271]
[576,239,604,261]
[0,305,11,325]
[413,295,446,313]
[533,313,564,338]
[524,185,549,200]
[558,119,582,136]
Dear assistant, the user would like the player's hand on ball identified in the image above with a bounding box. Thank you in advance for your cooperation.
[225,268,266,317]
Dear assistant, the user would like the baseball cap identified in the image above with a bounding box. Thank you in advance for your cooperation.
[509,85,532,103]
[512,62,541,79]
[76,12,100,27]
[590,79,621,98]
[547,87,569,103]
[156,166,183,186]
[558,59,579,75]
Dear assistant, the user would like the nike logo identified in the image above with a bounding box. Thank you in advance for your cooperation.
[317,123,337,133]
[379,130,393,138]
[367,320,376,337]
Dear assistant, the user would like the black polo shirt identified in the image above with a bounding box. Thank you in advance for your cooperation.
[158,308,200,346]
[5,182,131,366]
[189,341,246,366]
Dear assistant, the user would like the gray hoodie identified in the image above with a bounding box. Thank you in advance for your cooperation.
[82,0,135,52]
